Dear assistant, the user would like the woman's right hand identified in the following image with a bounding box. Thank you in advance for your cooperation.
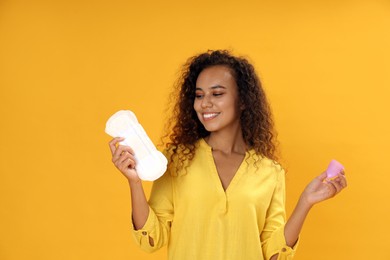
[109,137,141,183]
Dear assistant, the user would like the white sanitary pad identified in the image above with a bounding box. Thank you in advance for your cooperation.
[105,110,167,181]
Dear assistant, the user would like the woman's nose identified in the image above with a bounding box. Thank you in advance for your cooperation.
[201,96,212,108]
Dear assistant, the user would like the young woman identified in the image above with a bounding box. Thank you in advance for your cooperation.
[109,50,347,260]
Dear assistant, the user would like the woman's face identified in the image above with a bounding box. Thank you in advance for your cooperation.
[193,65,241,133]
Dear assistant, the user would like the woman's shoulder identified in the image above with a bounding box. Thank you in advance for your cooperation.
[247,152,285,179]
[159,142,200,177]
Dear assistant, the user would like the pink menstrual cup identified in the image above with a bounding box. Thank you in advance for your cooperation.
[326,160,344,179]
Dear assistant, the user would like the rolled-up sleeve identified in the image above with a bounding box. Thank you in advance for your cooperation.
[130,171,174,253]
[260,168,299,260]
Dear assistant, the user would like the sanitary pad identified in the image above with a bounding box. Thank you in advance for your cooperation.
[105,110,167,181]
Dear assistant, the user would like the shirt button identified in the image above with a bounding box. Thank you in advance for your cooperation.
[141,231,147,236]
[281,248,287,252]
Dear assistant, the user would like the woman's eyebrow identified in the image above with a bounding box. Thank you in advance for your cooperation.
[211,85,226,89]
[195,85,226,91]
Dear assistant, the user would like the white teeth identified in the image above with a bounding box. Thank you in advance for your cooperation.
[203,113,219,119]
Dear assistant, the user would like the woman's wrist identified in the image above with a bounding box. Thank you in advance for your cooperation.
[128,178,142,188]
[298,193,314,211]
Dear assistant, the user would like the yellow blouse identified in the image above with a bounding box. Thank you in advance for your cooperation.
[131,138,298,260]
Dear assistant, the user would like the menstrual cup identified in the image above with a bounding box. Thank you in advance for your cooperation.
[326,160,344,180]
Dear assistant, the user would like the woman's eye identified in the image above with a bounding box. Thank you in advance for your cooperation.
[213,93,223,97]
[195,94,203,99]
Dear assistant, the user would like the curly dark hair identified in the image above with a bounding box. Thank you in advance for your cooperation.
[162,50,279,171]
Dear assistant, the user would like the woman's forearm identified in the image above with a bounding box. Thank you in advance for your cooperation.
[284,196,312,247]
[269,197,312,260]
[129,179,150,230]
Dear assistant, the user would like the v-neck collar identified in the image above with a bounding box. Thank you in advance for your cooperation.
[199,138,253,195]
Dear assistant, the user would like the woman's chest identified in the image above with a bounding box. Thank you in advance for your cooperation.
[172,162,277,215]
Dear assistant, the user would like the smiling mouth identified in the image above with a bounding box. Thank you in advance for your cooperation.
[203,112,220,121]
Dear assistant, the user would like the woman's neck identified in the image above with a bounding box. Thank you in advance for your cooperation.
[205,127,247,155]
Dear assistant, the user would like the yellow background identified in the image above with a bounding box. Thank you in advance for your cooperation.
[1,0,389,259]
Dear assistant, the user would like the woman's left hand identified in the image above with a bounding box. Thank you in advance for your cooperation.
[300,171,347,207]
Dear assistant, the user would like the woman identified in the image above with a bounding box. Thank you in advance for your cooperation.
[109,50,347,260]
